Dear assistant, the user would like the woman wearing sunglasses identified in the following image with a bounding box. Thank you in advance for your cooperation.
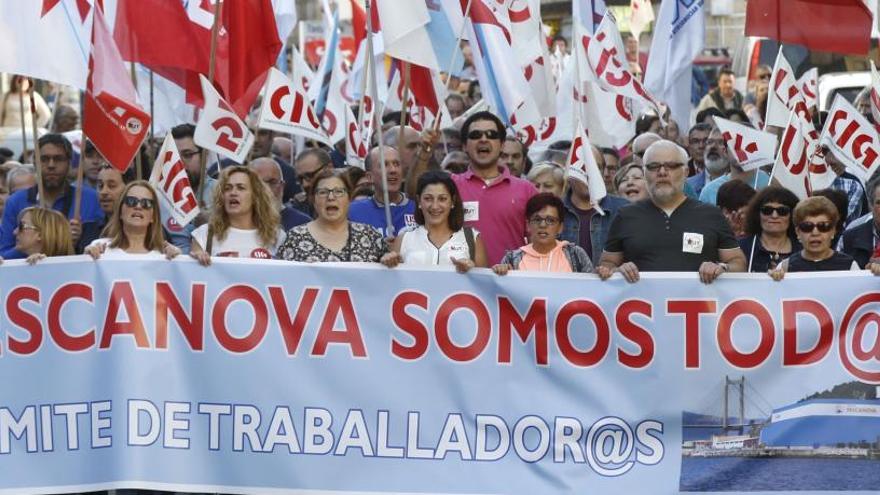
[492,193,592,275]
[12,206,73,264]
[190,166,284,265]
[85,181,179,260]
[769,196,859,280]
[277,168,386,262]
[739,186,800,272]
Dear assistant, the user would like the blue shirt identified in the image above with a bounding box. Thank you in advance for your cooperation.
[348,195,416,237]
[699,170,771,205]
[0,185,104,259]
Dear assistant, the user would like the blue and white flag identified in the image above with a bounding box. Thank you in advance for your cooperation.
[644,0,706,130]
[309,10,340,120]
[425,0,464,75]
[573,0,607,32]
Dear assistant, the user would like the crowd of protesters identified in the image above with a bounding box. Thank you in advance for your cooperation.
[0,66,878,287]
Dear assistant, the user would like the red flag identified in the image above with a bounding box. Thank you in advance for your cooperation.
[83,7,150,171]
[745,0,872,55]
[351,0,367,53]
[215,0,283,118]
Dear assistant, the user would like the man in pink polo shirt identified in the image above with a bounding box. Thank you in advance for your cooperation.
[452,111,537,264]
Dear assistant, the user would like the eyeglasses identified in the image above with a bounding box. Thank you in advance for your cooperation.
[122,196,155,209]
[467,129,502,141]
[17,221,38,232]
[797,221,834,233]
[757,73,771,80]
[644,162,685,172]
[315,187,347,199]
[760,205,791,216]
[296,167,325,183]
[529,215,560,226]
[263,178,282,187]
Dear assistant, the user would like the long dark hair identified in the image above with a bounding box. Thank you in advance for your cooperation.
[414,171,464,231]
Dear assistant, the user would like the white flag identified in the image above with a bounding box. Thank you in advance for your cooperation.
[568,121,607,210]
[797,68,818,111]
[194,75,254,164]
[376,0,440,71]
[869,60,880,125]
[766,48,802,128]
[714,117,779,171]
[772,103,833,199]
[344,105,368,169]
[820,94,880,181]
[258,68,332,145]
[0,0,91,89]
[644,0,706,131]
[629,0,654,40]
[150,134,200,229]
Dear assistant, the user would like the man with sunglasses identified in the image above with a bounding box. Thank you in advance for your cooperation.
[450,111,537,264]
[0,134,103,259]
[597,140,746,284]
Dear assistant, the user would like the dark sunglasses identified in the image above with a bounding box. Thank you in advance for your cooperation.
[797,221,833,234]
[759,205,791,216]
[467,129,502,141]
[122,196,155,209]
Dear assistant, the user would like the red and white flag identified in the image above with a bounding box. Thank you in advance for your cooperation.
[797,68,818,111]
[766,48,803,128]
[344,105,368,169]
[568,121,607,209]
[0,0,92,89]
[258,68,332,145]
[83,6,150,171]
[194,75,254,164]
[714,117,779,171]
[773,102,833,199]
[820,93,880,181]
[629,0,654,40]
[150,133,200,229]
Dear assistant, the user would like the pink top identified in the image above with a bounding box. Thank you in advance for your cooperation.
[452,166,537,264]
[516,241,574,273]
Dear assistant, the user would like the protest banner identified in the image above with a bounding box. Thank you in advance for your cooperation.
[0,257,878,494]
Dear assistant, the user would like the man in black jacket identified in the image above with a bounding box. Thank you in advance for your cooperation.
[843,177,880,268]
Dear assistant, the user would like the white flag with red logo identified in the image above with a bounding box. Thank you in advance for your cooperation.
[258,67,332,145]
[797,68,818,111]
[149,133,200,229]
[714,117,779,171]
[820,93,880,181]
[344,105,368,169]
[575,13,662,115]
[766,48,803,128]
[772,103,834,199]
[194,75,254,164]
[83,6,151,172]
[869,60,880,126]
[567,121,607,209]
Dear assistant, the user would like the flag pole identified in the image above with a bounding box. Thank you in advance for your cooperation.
[28,82,46,208]
[17,80,28,162]
[198,0,225,207]
[399,61,411,132]
[366,0,394,238]
[130,63,143,180]
[73,132,86,222]
[431,0,474,133]
[149,69,155,161]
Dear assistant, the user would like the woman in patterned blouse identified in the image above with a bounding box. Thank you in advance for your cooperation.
[277,168,387,262]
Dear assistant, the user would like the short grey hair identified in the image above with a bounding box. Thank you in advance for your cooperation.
[642,139,689,167]
[249,156,282,175]
[6,164,36,192]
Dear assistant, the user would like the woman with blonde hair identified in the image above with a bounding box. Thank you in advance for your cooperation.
[526,162,566,198]
[85,181,179,259]
[191,165,284,264]
[13,206,73,264]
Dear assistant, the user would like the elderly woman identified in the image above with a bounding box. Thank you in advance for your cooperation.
[191,166,284,264]
[85,181,179,259]
[739,186,800,272]
[613,163,648,202]
[13,206,73,264]
[381,170,487,272]
[277,168,386,262]
[526,162,566,198]
[493,193,593,274]
[769,196,860,280]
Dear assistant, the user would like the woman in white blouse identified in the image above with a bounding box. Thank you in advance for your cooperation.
[381,171,487,272]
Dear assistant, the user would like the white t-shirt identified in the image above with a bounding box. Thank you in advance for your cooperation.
[399,226,475,266]
[192,224,286,260]
[87,238,166,260]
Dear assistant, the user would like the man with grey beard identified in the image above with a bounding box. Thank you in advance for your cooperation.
[688,127,729,196]
[698,127,770,205]
[597,140,745,284]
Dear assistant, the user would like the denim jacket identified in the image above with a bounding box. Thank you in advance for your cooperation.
[560,193,629,263]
